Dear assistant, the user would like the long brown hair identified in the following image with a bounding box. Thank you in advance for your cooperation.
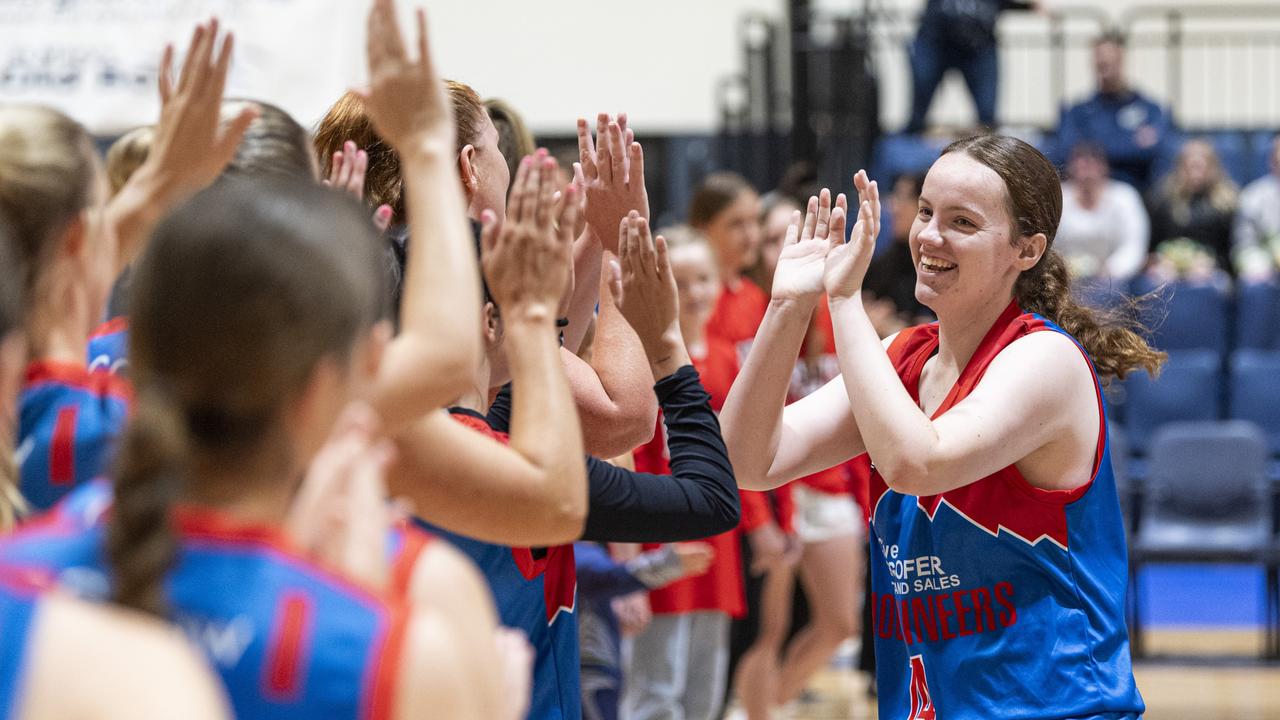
[942,135,1165,379]
[313,81,488,219]
[108,179,385,616]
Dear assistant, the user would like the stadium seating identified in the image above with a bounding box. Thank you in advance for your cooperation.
[1123,350,1223,455]
[1129,421,1274,658]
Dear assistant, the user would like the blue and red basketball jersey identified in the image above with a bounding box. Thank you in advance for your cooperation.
[86,317,130,376]
[0,573,41,720]
[418,410,580,720]
[17,361,131,511]
[866,301,1144,719]
[0,483,413,720]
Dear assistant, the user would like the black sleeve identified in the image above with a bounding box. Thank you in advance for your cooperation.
[486,383,513,433]
[579,365,741,543]
[1000,0,1035,10]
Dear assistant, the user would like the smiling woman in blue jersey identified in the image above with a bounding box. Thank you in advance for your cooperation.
[721,137,1164,719]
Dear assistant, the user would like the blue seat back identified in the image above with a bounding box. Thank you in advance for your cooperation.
[1144,421,1270,529]
[1235,281,1280,351]
[1228,349,1280,455]
[1124,349,1223,454]
[1135,281,1230,354]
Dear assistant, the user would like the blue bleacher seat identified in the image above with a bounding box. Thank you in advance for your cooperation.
[1237,281,1280,351]
[1133,281,1231,355]
[1124,349,1223,455]
[1129,420,1273,658]
[1249,130,1277,186]
[1229,350,1280,455]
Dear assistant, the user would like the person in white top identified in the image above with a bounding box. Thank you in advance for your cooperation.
[1233,135,1280,277]
[1055,142,1150,280]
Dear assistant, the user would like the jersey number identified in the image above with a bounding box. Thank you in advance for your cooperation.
[907,655,936,720]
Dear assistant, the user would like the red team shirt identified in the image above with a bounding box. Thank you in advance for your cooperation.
[634,335,747,617]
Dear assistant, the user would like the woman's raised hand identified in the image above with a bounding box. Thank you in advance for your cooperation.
[481,152,580,315]
[609,211,680,350]
[323,140,394,231]
[358,0,453,155]
[823,170,880,301]
[137,18,258,204]
[577,113,649,252]
[769,188,848,305]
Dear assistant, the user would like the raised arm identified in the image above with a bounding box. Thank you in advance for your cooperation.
[575,215,739,542]
[821,173,1099,496]
[107,19,258,276]
[359,0,481,430]
[388,154,588,546]
[721,189,869,490]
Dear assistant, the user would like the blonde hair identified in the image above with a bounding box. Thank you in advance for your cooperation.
[0,105,98,314]
[1162,139,1239,221]
[105,126,155,197]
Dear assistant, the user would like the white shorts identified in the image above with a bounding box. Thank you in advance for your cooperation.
[791,485,864,544]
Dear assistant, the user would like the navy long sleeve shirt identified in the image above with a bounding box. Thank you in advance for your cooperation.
[484,364,741,543]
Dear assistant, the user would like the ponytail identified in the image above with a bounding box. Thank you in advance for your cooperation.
[1015,249,1166,380]
[106,390,188,617]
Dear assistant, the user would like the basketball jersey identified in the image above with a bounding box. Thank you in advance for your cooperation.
[416,410,580,720]
[17,361,131,511]
[86,317,130,376]
[0,482,416,720]
[0,574,40,720]
[866,301,1144,719]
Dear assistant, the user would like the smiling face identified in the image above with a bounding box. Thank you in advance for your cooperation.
[911,153,1041,315]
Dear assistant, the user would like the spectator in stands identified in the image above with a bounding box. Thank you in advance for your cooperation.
[1057,31,1174,191]
[1056,143,1149,281]
[747,192,802,294]
[905,0,1041,133]
[1148,138,1238,273]
[864,173,928,330]
[1233,134,1280,280]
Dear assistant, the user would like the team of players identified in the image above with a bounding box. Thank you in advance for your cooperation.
[0,1,1157,719]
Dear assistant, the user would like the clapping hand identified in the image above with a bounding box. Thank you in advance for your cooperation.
[770,189,848,305]
[822,170,880,301]
[133,18,258,209]
[481,152,579,315]
[578,113,649,252]
[358,0,453,156]
[324,140,395,231]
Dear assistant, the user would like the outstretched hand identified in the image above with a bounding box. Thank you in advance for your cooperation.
[770,188,848,304]
[481,152,579,314]
[138,18,258,204]
[578,113,649,252]
[358,0,453,154]
[823,170,880,300]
